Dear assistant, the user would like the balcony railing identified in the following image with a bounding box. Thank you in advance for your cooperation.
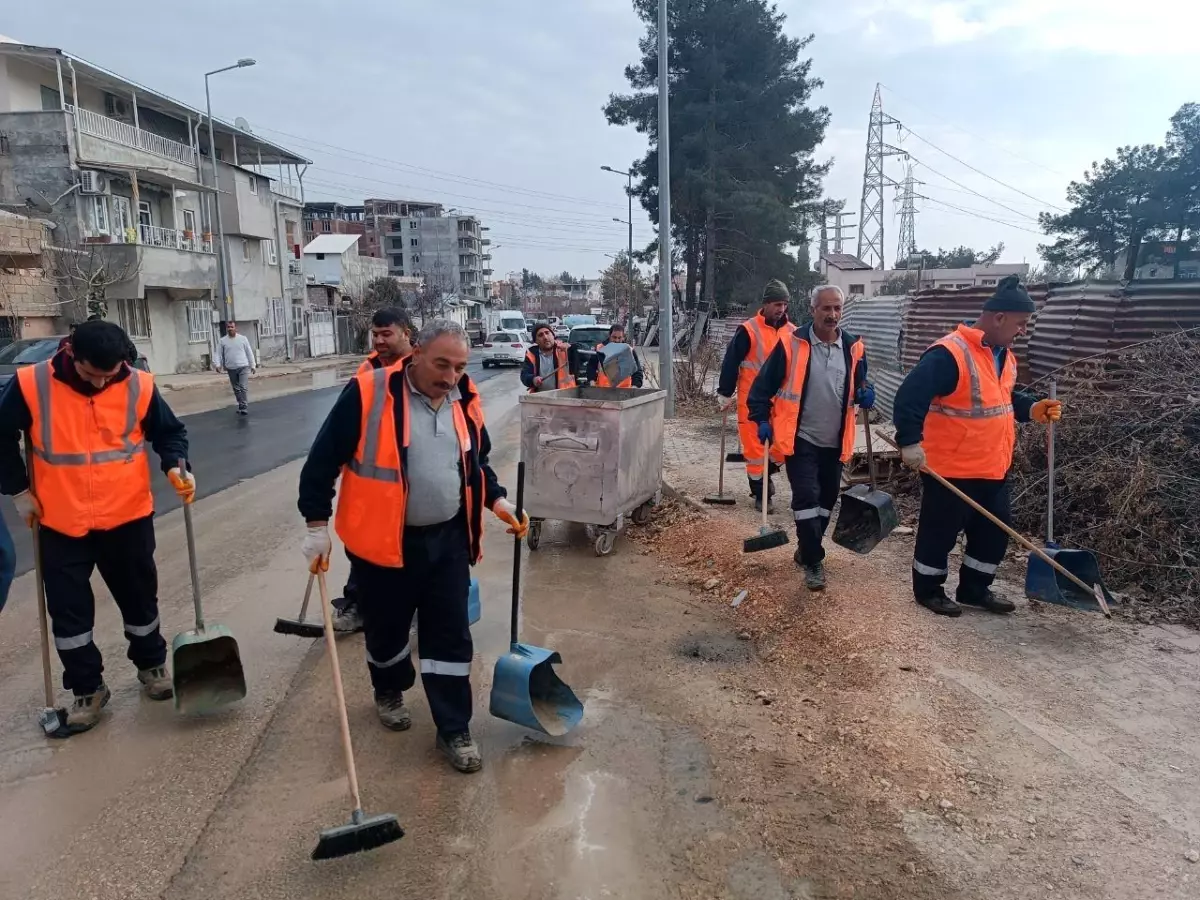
[67,105,196,167]
[110,223,213,254]
[273,182,301,201]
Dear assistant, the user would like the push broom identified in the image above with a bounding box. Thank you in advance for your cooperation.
[742,441,789,553]
[273,573,323,639]
[311,568,404,860]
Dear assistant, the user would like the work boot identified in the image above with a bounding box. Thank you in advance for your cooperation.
[804,561,826,591]
[137,665,174,700]
[957,589,1016,615]
[66,684,112,733]
[332,602,364,634]
[437,730,482,773]
[915,589,962,617]
[753,495,776,514]
[375,691,412,731]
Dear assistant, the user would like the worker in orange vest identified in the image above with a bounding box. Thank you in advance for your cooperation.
[588,323,644,388]
[894,275,1061,617]
[716,279,796,511]
[748,285,873,591]
[331,306,415,635]
[0,320,193,733]
[521,323,577,392]
[298,319,527,774]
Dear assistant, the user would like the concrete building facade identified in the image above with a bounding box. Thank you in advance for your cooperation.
[818,252,1030,299]
[0,39,311,372]
[0,209,59,342]
[362,198,491,300]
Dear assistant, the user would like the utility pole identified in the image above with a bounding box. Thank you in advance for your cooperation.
[857,84,906,270]
[657,0,673,417]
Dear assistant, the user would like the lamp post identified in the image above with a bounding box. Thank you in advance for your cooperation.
[655,0,674,417]
[601,165,635,330]
[204,58,255,323]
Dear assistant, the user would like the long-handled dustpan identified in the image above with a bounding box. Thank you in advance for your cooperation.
[274,573,323,638]
[1024,379,1113,612]
[171,480,248,714]
[832,410,898,554]
[743,443,789,553]
[312,569,404,860]
[878,434,1113,618]
[489,461,583,737]
[703,414,736,505]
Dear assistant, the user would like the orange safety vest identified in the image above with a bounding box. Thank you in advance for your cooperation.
[593,342,632,388]
[18,361,155,537]
[923,324,1018,480]
[736,312,794,421]
[524,346,576,392]
[768,331,865,462]
[355,352,380,376]
[334,361,488,568]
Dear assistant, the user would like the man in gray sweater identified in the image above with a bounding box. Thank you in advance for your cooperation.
[215,322,257,415]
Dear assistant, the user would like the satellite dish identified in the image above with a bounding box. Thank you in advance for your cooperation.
[234,116,252,133]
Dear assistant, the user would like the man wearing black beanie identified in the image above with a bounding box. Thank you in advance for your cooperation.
[893,275,1061,617]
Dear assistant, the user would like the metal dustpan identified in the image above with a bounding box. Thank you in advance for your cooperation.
[1024,380,1113,613]
[599,343,639,385]
[832,412,897,554]
[172,498,247,714]
[489,461,583,737]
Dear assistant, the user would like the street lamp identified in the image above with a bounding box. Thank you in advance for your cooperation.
[204,58,256,323]
[601,165,635,330]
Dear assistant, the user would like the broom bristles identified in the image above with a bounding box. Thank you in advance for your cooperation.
[311,814,404,860]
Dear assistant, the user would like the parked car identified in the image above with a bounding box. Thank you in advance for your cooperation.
[481,331,528,368]
[554,326,570,341]
[0,336,71,389]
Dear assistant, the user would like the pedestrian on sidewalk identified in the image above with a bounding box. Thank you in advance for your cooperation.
[748,285,873,591]
[298,319,528,774]
[214,322,256,415]
[332,307,415,635]
[715,279,796,512]
[0,320,194,733]
[893,275,1060,617]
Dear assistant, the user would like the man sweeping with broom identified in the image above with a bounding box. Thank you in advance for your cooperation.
[893,275,1061,617]
[298,319,528,773]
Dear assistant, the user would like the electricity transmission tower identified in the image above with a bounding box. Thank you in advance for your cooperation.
[895,163,920,266]
[857,84,907,270]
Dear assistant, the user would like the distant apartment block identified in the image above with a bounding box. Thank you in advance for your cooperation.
[303,201,365,248]
[0,39,313,371]
[360,198,491,299]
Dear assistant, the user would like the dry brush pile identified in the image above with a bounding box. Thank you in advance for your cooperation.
[1009,330,1200,625]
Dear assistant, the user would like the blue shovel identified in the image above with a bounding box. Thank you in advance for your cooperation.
[488,461,583,736]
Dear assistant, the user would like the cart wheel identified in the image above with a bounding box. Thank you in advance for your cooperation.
[526,521,542,551]
[594,530,615,556]
[631,502,652,526]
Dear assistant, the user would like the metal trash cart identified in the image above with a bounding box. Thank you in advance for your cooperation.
[519,385,665,556]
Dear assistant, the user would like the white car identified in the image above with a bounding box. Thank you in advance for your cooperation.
[481,331,527,368]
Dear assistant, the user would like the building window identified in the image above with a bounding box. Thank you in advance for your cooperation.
[410,238,419,247]
[292,301,305,338]
[87,195,110,235]
[315,253,325,261]
[241,239,251,262]
[396,268,405,276]
[115,298,151,338]
[980,278,996,286]
[392,254,404,268]
[265,297,286,335]
[248,175,259,195]
[321,219,331,232]
[41,85,62,111]
[263,239,278,266]
[849,284,865,295]
[409,220,418,229]
[186,300,211,343]
[412,254,420,264]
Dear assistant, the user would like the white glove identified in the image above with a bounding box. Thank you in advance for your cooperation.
[900,444,927,471]
[302,523,332,572]
[717,394,734,413]
[14,489,41,527]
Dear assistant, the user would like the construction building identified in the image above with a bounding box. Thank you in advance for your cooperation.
[362,198,491,300]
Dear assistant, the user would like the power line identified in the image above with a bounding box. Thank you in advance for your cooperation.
[915,194,1045,235]
[918,187,1040,222]
[899,124,1067,212]
[879,83,1071,179]
[908,154,1043,223]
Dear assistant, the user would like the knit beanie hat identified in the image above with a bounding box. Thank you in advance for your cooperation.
[762,279,790,303]
[982,274,1035,312]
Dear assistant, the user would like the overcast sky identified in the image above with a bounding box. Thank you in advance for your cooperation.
[7,1,1200,281]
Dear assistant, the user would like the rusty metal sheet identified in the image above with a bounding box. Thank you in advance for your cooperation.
[844,294,907,420]
[1026,282,1121,382]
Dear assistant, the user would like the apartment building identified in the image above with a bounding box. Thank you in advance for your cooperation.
[363,198,491,300]
[0,39,311,372]
[303,201,365,248]
[0,209,58,341]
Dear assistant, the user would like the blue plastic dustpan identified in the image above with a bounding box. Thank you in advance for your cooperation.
[488,462,583,737]
[1025,542,1113,613]
[467,578,481,626]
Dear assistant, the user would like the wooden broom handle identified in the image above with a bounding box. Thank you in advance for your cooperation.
[316,570,365,812]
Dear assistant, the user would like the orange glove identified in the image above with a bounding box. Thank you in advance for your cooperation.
[14,489,42,527]
[493,498,530,539]
[168,466,196,504]
[1031,399,1062,424]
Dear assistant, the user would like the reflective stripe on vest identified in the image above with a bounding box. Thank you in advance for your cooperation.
[768,334,864,462]
[31,362,146,466]
[348,367,402,484]
[738,317,768,374]
[927,334,1014,420]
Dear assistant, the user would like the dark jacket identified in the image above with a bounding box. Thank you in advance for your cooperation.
[0,352,188,496]
[892,345,1037,447]
[746,325,870,450]
[520,344,579,390]
[586,342,644,387]
[298,363,506,540]
[716,314,793,398]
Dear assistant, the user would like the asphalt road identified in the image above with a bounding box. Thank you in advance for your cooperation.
[0,353,511,578]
